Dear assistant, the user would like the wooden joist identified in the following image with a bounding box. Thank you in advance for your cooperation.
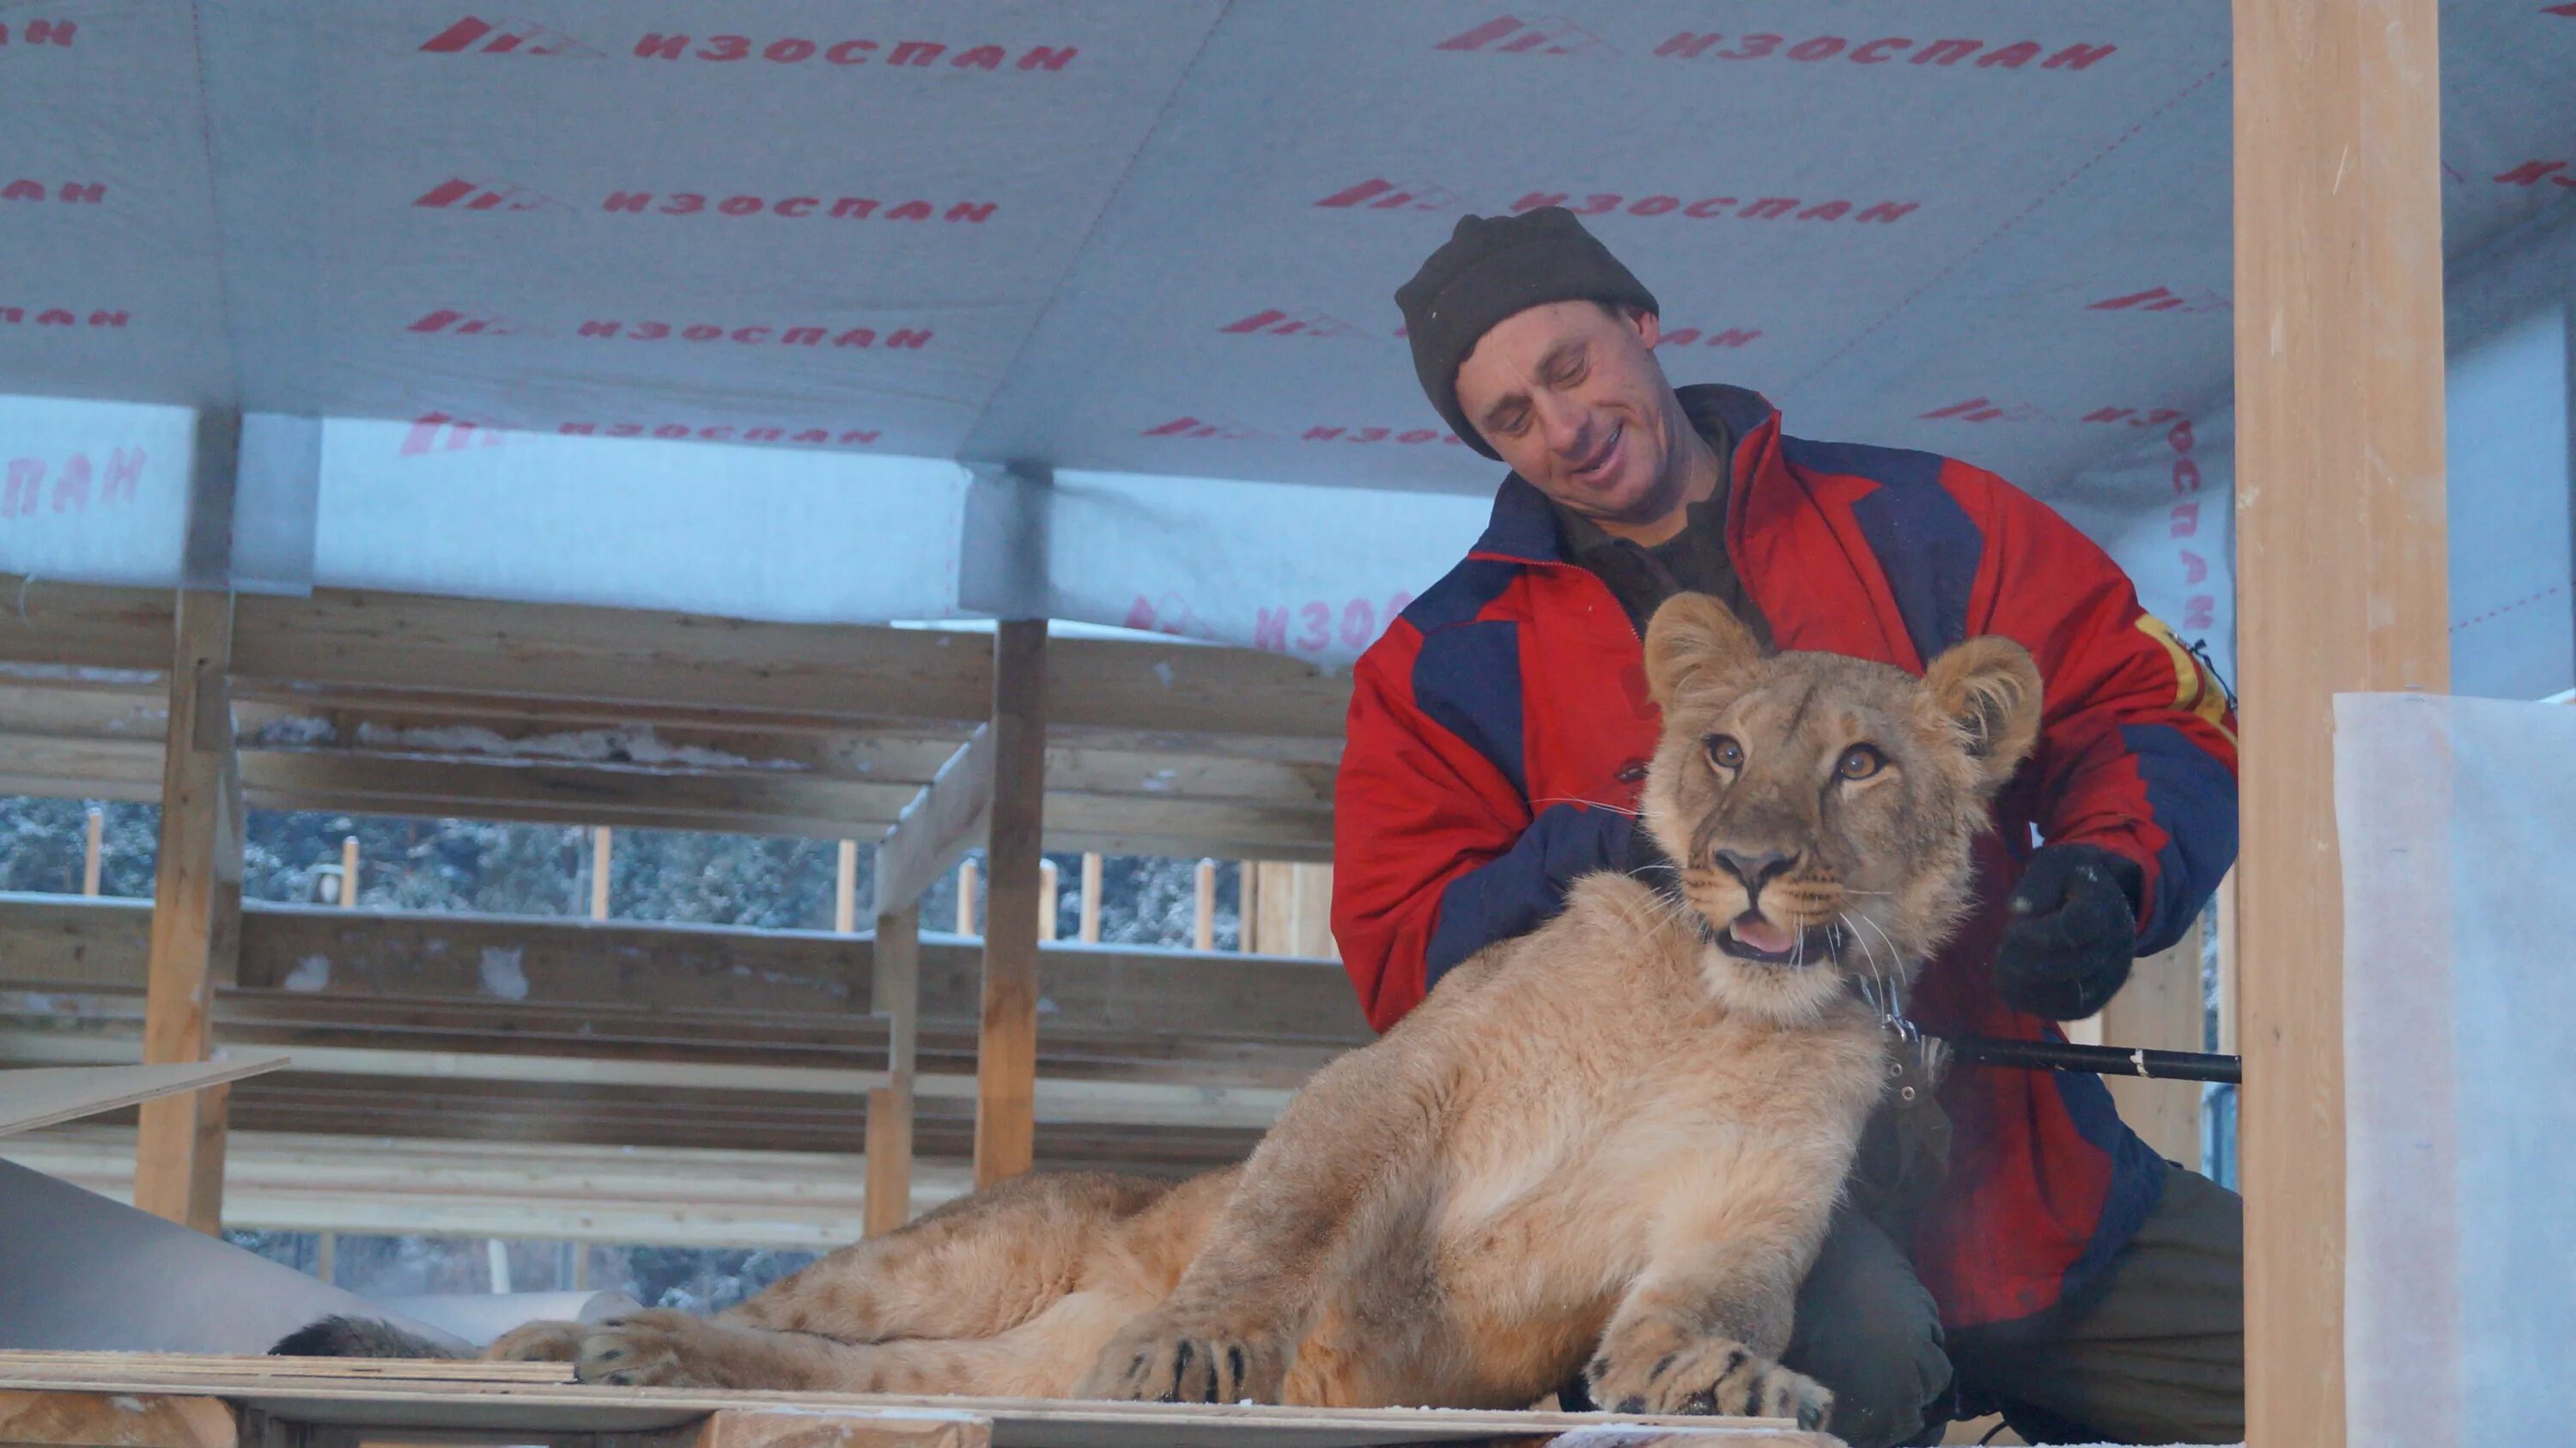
[876,730,994,916]
[2233,3,2451,1445]
[866,905,922,1238]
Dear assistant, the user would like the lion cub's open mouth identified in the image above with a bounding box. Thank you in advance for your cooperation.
[1716,911,1838,967]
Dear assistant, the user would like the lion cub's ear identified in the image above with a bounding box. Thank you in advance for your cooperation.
[1644,593,1764,708]
[1918,636,2043,786]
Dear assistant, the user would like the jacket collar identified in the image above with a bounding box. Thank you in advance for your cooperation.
[1467,383,1783,565]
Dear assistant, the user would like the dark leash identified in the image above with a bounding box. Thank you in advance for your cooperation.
[1940,1033,2241,1085]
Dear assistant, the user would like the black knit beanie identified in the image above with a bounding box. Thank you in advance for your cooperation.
[1394,207,1660,459]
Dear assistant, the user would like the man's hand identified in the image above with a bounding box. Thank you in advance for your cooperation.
[1995,843,2143,1020]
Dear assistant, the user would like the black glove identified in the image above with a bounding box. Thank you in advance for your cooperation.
[1994,843,2143,1020]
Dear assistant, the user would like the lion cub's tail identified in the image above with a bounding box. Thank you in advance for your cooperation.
[270,1314,465,1360]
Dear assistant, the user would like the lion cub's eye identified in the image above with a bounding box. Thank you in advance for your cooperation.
[1836,745,1886,781]
[1705,734,1745,771]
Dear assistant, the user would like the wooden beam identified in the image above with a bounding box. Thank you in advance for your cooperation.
[874,727,993,915]
[865,905,920,1238]
[335,837,357,910]
[1037,860,1060,943]
[0,893,1374,1042]
[670,1405,988,1448]
[955,860,979,937]
[134,589,240,1234]
[974,621,1047,1189]
[2233,3,2450,1445]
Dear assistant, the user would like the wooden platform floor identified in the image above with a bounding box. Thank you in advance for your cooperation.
[0,1352,1837,1448]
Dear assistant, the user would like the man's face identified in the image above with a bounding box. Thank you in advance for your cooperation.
[1454,301,1686,526]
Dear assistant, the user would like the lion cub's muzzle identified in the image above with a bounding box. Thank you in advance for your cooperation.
[1691,849,1850,969]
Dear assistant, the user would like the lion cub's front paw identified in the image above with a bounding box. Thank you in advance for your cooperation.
[1586,1335,1832,1431]
[574,1309,734,1389]
[1076,1308,1290,1404]
[485,1318,585,1363]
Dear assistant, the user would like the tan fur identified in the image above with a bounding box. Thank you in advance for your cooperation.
[493,597,2043,1429]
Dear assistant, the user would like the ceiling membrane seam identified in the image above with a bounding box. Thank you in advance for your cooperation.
[179,0,245,408]
[1784,57,2235,468]
[957,2,1236,464]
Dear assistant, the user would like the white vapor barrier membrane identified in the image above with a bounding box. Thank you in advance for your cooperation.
[312,417,975,622]
[2053,407,2234,682]
[0,394,197,585]
[2339,693,2576,1447]
[1045,470,1491,667]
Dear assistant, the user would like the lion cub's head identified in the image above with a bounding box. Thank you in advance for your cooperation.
[1637,593,2042,1025]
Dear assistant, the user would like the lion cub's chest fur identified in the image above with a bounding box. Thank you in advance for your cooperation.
[1309,874,1888,1405]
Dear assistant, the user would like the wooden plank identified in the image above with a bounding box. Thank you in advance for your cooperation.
[1037,861,1060,944]
[865,906,920,1238]
[0,1390,235,1448]
[0,1061,287,1138]
[1078,854,1102,945]
[672,1405,990,1448]
[335,839,357,910]
[956,861,979,937]
[0,893,1372,1042]
[591,827,614,922]
[2097,916,2206,1167]
[876,729,993,914]
[0,1357,1826,1448]
[975,622,1047,1189]
[135,589,241,1235]
[2233,3,2450,1445]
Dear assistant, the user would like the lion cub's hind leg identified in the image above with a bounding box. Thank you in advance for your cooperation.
[1584,1329,1832,1430]
[575,1291,1145,1396]
[725,1171,1177,1345]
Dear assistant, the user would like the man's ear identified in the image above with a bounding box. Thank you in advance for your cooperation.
[1632,307,1662,350]
[1644,593,1762,708]
[1917,636,2044,787]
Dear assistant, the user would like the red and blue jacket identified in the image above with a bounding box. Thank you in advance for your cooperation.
[1331,385,2238,1330]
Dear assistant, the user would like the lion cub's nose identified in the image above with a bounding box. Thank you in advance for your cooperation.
[1713,848,1800,895]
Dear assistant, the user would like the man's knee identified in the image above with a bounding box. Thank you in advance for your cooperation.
[1784,1212,1950,1448]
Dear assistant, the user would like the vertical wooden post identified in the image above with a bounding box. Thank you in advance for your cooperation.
[1078,852,1103,943]
[2234,3,2449,1443]
[835,839,860,934]
[956,860,979,937]
[973,620,1047,1189]
[337,836,359,909]
[1037,859,1060,942]
[589,827,613,921]
[866,904,920,1236]
[135,589,241,1234]
[81,807,103,896]
[1193,860,1217,952]
[1237,860,1260,954]
[314,1229,336,1285]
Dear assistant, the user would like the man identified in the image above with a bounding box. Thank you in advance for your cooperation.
[1331,209,2242,1446]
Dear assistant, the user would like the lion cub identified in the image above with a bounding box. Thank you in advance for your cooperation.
[464,594,2042,1427]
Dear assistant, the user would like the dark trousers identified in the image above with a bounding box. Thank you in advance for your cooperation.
[1783,1161,2245,1447]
